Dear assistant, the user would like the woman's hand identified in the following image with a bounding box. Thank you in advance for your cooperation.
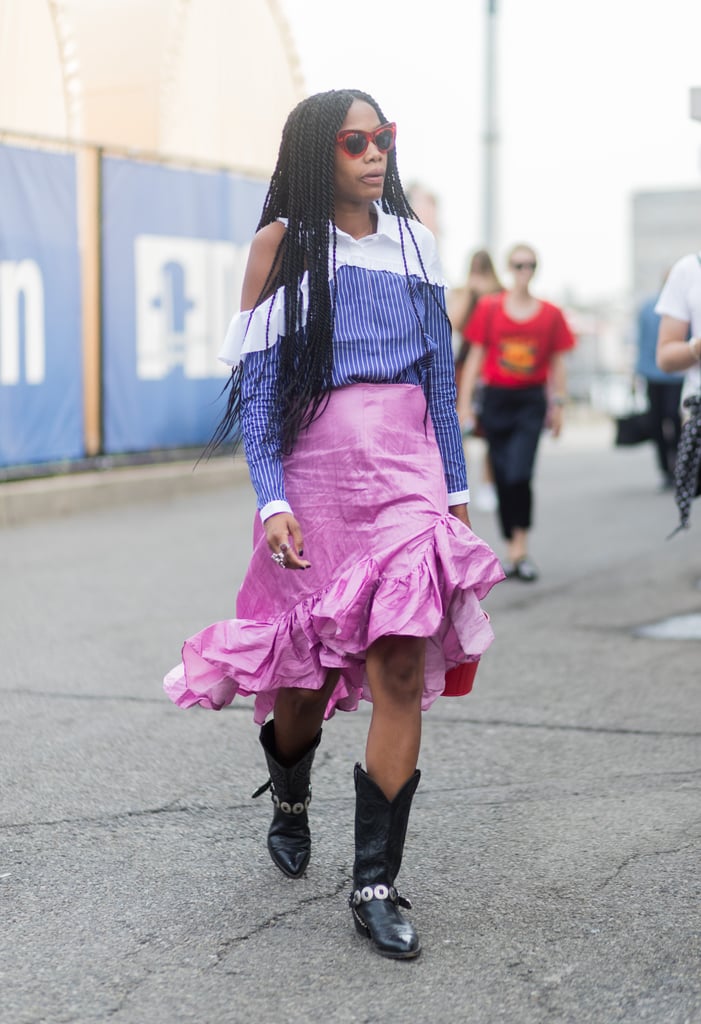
[264,512,311,570]
[456,389,478,438]
[456,391,472,428]
[548,403,564,438]
[449,503,472,529]
[457,344,486,432]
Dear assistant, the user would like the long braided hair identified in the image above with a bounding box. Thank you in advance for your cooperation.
[208,88,438,456]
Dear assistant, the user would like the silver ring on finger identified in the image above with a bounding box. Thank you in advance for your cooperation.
[271,552,286,567]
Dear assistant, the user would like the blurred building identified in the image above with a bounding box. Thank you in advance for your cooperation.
[0,0,305,469]
[631,88,701,302]
[691,86,701,123]
[0,0,304,172]
[631,189,701,303]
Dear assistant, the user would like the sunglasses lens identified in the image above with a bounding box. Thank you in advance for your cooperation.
[374,128,394,152]
[337,123,396,157]
[343,133,368,157]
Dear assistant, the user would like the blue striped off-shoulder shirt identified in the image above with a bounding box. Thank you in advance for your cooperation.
[219,206,469,521]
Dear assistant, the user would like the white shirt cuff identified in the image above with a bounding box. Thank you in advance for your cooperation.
[260,499,293,523]
[447,489,470,506]
[262,492,469,521]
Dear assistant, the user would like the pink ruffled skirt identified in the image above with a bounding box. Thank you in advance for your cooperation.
[164,384,504,723]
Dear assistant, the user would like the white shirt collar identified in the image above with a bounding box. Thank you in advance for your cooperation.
[332,203,400,245]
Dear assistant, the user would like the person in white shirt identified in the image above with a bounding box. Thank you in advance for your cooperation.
[656,252,701,385]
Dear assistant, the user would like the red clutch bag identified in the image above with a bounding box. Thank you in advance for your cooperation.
[442,659,479,697]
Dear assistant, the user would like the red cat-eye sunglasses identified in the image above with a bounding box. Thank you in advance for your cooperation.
[335,122,396,159]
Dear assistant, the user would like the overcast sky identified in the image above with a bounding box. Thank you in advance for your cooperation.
[280,0,701,305]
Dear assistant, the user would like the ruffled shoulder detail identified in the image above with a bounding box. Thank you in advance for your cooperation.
[392,217,444,286]
[217,211,445,367]
[218,278,311,367]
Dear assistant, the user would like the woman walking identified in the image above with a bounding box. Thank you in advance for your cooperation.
[457,244,575,580]
[449,248,504,510]
[450,248,504,378]
[164,89,503,959]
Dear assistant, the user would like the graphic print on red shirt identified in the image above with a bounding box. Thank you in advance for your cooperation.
[463,293,576,388]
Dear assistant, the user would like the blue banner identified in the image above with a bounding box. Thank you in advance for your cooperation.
[0,144,83,466]
[101,158,267,452]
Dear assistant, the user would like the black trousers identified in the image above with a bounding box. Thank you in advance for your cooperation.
[645,379,683,478]
[479,385,547,540]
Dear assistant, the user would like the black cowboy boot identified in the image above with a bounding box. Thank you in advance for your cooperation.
[349,763,421,959]
[252,720,321,879]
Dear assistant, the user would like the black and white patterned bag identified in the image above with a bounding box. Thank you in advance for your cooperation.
[669,390,701,536]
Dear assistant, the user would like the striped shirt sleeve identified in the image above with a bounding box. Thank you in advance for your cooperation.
[423,283,469,502]
[240,346,289,517]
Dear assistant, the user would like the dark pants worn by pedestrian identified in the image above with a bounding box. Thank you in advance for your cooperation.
[479,385,547,539]
[645,379,683,482]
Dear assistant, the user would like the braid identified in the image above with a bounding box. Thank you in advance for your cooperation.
[206,88,450,458]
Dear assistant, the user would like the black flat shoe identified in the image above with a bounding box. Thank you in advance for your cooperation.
[511,557,540,581]
[505,557,539,582]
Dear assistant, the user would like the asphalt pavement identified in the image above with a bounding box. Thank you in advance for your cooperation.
[1,411,700,1024]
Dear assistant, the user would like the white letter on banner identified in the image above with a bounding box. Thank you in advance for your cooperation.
[134,236,249,380]
[0,260,46,385]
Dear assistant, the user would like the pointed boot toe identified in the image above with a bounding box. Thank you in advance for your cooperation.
[268,832,311,879]
[353,899,421,959]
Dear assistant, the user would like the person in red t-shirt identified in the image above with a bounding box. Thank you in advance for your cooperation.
[457,243,575,581]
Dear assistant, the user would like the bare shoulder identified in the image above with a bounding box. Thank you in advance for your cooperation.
[241,221,287,310]
[251,220,287,255]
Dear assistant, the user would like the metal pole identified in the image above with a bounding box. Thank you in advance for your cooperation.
[482,0,498,251]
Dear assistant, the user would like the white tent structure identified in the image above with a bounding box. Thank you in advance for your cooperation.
[0,0,304,172]
[0,0,305,458]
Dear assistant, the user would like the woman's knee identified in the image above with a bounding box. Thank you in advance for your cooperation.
[368,636,425,703]
[276,672,338,717]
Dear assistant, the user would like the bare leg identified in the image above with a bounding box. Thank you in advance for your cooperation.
[273,670,339,763]
[507,527,528,564]
[483,449,495,485]
[364,636,425,800]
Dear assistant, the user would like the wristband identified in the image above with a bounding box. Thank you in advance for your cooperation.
[688,337,701,361]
